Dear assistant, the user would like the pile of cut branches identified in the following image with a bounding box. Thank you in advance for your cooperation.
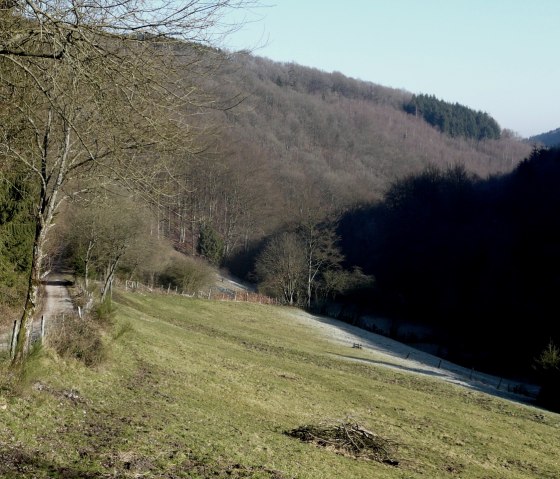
[285,422,398,466]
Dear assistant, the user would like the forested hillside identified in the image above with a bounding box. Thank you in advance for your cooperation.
[215,54,530,206]
[3,5,553,403]
[154,53,532,265]
[530,127,560,147]
[337,148,560,402]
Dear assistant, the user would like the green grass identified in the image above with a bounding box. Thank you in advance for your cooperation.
[1,291,559,478]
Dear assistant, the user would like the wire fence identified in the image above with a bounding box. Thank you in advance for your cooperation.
[0,314,52,355]
[121,280,280,305]
[348,340,541,400]
[0,279,276,355]
[0,281,542,402]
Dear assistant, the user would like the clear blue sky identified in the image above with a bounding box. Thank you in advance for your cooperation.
[221,0,559,138]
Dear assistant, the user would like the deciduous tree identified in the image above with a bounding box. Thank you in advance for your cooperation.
[0,0,253,364]
[256,232,305,305]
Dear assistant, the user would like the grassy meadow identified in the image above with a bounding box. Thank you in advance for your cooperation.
[0,291,559,478]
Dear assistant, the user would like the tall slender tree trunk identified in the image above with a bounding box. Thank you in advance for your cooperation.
[11,220,46,364]
[11,111,69,365]
[100,252,124,303]
[84,239,95,290]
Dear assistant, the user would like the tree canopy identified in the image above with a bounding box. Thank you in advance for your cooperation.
[404,94,501,140]
[0,0,252,363]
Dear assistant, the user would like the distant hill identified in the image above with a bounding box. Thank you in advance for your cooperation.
[212,53,532,207]
[158,49,534,264]
[529,127,560,147]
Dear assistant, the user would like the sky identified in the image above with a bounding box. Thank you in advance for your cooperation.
[220,0,559,138]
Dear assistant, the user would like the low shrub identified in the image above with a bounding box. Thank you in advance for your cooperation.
[94,298,117,326]
[157,256,214,293]
[534,341,560,412]
[48,314,106,367]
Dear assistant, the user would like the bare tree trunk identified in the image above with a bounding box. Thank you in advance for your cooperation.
[84,239,95,290]
[100,253,124,303]
[11,222,46,364]
[11,110,64,365]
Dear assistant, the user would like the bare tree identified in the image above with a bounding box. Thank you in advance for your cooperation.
[298,217,343,309]
[66,197,150,300]
[256,232,305,305]
[0,0,254,364]
[65,205,102,290]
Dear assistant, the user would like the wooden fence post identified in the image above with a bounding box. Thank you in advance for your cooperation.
[41,315,46,341]
[10,319,20,359]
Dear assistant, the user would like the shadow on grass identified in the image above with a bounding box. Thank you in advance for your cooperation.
[0,445,290,479]
[333,353,540,406]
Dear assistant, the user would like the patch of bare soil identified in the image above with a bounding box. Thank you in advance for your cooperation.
[171,459,290,479]
[0,445,110,478]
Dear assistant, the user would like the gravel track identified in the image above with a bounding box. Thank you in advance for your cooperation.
[42,274,75,319]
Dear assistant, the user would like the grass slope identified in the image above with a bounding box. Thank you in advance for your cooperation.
[1,291,559,478]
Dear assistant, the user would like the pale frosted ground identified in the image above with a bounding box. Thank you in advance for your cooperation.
[285,308,541,406]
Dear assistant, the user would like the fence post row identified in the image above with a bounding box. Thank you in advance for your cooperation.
[120,279,277,305]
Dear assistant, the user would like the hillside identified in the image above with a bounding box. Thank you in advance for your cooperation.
[337,147,560,382]
[1,292,558,478]
[155,52,533,260]
[212,54,532,206]
[530,127,560,147]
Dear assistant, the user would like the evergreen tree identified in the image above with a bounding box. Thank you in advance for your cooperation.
[197,224,224,266]
[0,171,35,308]
[404,94,501,141]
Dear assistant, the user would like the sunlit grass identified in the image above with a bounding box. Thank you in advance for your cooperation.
[0,290,558,478]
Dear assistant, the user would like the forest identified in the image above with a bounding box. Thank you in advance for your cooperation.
[530,127,560,147]
[1,0,558,410]
[403,94,502,140]
[337,149,560,403]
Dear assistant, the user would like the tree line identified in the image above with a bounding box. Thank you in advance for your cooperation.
[404,93,502,141]
[336,148,560,410]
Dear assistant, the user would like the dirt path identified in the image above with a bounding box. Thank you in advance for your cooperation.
[29,274,75,343]
[41,274,75,319]
[287,309,541,405]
